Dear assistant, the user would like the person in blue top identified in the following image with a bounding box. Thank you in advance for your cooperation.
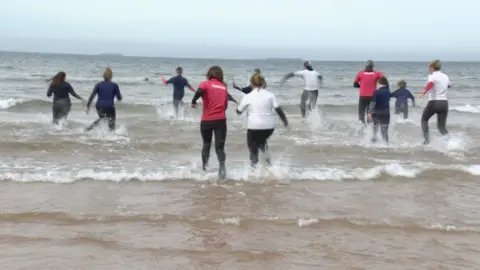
[46,71,84,125]
[162,67,195,117]
[85,67,122,131]
[367,76,391,143]
[391,80,415,119]
[232,68,265,94]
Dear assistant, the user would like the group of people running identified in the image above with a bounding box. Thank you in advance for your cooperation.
[45,59,451,180]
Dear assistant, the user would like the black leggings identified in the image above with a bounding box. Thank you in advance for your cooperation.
[372,113,390,143]
[395,106,409,119]
[200,119,227,170]
[300,90,318,118]
[358,96,372,124]
[247,129,274,167]
[85,107,116,131]
[421,100,448,143]
[52,99,71,124]
[173,98,183,116]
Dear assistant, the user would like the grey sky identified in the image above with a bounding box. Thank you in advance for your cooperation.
[0,0,478,60]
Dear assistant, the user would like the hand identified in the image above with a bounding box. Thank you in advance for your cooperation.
[191,103,197,108]
[417,93,424,98]
[84,107,89,114]
[367,113,372,122]
[232,81,237,87]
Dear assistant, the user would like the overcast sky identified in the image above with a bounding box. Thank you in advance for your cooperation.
[0,0,478,60]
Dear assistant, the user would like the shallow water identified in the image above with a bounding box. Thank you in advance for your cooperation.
[0,51,479,269]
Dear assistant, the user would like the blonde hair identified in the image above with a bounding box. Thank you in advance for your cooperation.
[429,60,441,71]
[250,73,266,88]
[103,67,113,80]
[397,80,406,88]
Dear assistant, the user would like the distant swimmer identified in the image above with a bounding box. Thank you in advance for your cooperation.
[354,60,383,125]
[367,76,391,143]
[46,71,84,125]
[85,67,123,132]
[161,67,195,117]
[391,80,415,119]
[280,61,323,118]
[191,66,231,180]
[236,73,288,168]
[417,60,451,145]
[143,77,149,81]
[232,68,266,94]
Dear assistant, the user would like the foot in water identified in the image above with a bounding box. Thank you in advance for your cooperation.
[423,139,430,145]
[218,163,226,181]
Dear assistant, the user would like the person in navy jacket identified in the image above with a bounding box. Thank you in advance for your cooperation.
[391,80,415,119]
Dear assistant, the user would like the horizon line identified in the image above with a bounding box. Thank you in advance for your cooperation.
[1,49,479,63]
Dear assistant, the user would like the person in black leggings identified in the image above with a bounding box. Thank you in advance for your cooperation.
[85,67,123,131]
[236,73,288,168]
[46,71,84,124]
[367,76,391,143]
[417,60,451,145]
[192,66,235,180]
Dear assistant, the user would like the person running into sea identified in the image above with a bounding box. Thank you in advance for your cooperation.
[417,60,451,145]
[162,67,195,117]
[354,60,383,125]
[232,68,265,94]
[191,66,232,180]
[46,71,84,125]
[236,73,288,168]
[280,61,323,118]
[85,67,123,132]
[367,76,391,144]
[391,80,415,119]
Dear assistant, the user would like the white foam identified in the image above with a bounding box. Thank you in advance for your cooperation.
[0,98,25,109]
[0,162,478,184]
[451,104,480,113]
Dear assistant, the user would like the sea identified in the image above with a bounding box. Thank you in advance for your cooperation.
[0,51,479,270]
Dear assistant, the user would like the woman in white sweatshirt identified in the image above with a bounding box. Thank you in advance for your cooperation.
[236,73,289,168]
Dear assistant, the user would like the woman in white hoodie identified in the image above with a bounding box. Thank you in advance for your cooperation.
[236,73,289,168]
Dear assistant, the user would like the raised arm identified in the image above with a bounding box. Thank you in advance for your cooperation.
[185,79,195,92]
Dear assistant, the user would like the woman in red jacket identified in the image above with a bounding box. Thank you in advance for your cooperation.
[191,66,234,180]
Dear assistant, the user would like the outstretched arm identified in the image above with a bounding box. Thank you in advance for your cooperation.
[86,85,99,109]
[280,72,295,84]
[68,84,83,100]
[191,88,204,105]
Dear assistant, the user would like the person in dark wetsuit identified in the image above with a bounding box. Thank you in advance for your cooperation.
[391,80,415,119]
[354,60,383,125]
[162,67,196,117]
[85,67,122,131]
[191,66,236,180]
[232,68,266,94]
[46,71,84,125]
[367,76,391,143]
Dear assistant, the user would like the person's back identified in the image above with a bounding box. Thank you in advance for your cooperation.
[392,87,414,107]
[294,69,322,91]
[427,71,450,101]
[49,82,74,101]
[198,78,228,121]
[355,70,383,97]
[243,89,278,130]
[372,86,391,114]
[95,81,122,108]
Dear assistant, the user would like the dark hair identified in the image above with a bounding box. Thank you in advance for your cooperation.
[378,76,389,87]
[250,73,266,88]
[397,80,406,88]
[47,71,66,88]
[176,66,183,73]
[206,66,224,83]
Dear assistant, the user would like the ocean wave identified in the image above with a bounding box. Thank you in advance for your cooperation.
[0,75,158,86]
[0,163,478,183]
[0,211,475,234]
[450,104,480,114]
